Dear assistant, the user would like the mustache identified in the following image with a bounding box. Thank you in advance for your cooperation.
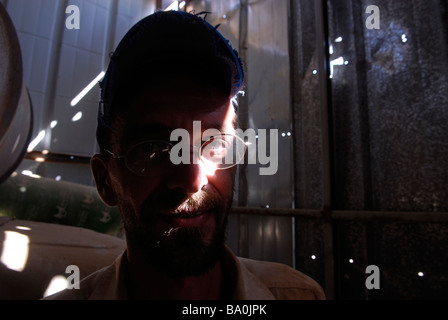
[140,187,224,216]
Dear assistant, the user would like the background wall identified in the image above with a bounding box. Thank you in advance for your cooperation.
[3,0,155,185]
[1,0,447,299]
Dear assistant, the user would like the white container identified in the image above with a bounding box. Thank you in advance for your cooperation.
[0,3,33,183]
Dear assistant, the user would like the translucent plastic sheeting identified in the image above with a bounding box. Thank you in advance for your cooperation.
[191,0,295,267]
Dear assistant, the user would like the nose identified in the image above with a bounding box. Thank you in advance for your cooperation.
[166,151,209,194]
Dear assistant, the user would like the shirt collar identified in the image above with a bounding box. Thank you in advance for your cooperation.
[88,250,128,299]
[89,246,275,300]
[222,246,275,300]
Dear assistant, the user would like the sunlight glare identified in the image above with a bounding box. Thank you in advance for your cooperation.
[43,275,69,298]
[0,231,30,272]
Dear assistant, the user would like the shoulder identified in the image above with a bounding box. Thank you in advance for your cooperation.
[238,257,326,300]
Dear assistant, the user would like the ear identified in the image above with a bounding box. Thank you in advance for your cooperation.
[91,154,118,206]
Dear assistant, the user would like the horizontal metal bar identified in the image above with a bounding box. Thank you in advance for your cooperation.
[230,206,448,222]
[231,206,322,218]
[25,151,91,165]
[332,210,448,223]
[19,151,448,224]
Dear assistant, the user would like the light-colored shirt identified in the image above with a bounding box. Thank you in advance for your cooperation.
[44,246,326,300]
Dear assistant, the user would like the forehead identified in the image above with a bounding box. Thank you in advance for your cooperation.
[114,80,236,142]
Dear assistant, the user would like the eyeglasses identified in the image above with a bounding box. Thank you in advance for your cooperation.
[103,133,247,176]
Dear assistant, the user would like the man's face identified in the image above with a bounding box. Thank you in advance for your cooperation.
[93,79,237,277]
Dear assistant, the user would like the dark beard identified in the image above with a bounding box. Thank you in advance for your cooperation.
[143,217,227,277]
[119,187,231,278]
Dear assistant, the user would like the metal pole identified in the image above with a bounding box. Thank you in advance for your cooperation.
[231,206,448,222]
[287,0,302,272]
[287,0,302,209]
[237,0,249,258]
[315,0,335,300]
[102,0,118,71]
[38,0,69,170]
[156,0,163,11]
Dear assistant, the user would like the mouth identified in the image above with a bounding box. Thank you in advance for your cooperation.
[156,210,213,228]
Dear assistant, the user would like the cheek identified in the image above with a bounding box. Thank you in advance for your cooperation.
[207,167,236,201]
[109,163,160,211]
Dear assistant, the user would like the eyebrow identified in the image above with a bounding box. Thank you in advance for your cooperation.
[123,123,173,137]
[123,120,235,137]
[115,119,237,152]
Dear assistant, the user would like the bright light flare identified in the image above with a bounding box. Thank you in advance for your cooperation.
[330,56,346,77]
[70,71,105,107]
[164,1,179,11]
[15,226,31,231]
[71,111,83,122]
[200,158,219,177]
[27,130,46,152]
[0,231,30,272]
[21,170,41,179]
[43,275,69,297]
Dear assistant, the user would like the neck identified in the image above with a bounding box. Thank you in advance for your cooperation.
[126,250,226,300]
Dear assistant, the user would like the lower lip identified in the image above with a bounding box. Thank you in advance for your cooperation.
[157,211,213,228]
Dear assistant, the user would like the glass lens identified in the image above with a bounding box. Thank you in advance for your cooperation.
[125,141,170,175]
[200,134,246,169]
